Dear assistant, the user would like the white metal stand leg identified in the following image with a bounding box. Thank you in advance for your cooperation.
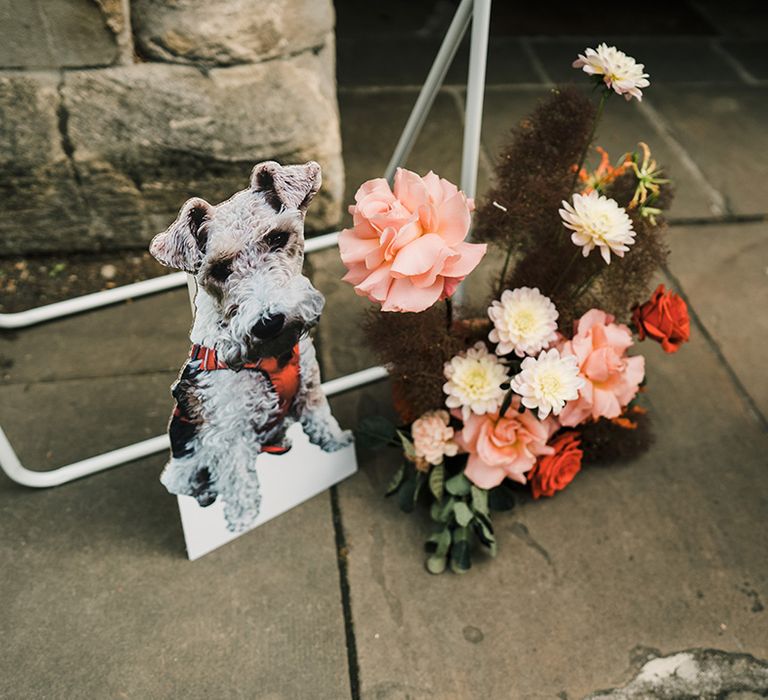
[0,0,491,488]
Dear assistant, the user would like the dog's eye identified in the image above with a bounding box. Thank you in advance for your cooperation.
[265,230,290,251]
[208,259,233,282]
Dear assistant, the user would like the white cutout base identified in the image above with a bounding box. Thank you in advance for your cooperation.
[177,422,357,560]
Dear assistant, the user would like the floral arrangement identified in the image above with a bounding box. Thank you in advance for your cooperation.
[339,45,690,574]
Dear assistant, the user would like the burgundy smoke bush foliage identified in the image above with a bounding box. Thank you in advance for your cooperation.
[473,87,673,330]
[473,87,595,254]
[598,172,673,323]
[364,306,488,422]
[579,411,654,466]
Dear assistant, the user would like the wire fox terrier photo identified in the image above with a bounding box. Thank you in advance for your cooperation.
[150,160,352,533]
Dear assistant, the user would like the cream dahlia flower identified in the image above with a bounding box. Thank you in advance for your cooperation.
[560,191,636,264]
[443,342,508,419]
[510,348,585,420]
[573,44,650,101]
[488,287,559,358]
[411,410,459,466]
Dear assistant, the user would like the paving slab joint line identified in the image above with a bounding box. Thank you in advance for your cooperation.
[710,38,760,86]
[663,264,768,432]
[636,98,728,218]
[519,37,554,87]
[330,485,362,700]
[668,213,768,227]
[444,86,496,185]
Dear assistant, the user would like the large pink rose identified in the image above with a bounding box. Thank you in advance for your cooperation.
[453,401,557,489]
[557,309,645,426]
[338,168,486,312]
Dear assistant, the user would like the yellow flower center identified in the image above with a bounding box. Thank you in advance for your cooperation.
[508,308,536,335]
[540,373,562,394]
[458,364,494,399]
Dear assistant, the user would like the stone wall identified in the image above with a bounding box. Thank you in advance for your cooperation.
[0,0,343,254]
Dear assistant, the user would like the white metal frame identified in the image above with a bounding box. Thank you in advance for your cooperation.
[0,0,491,488]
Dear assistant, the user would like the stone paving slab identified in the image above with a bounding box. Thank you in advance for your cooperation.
[0,371,351,699]
[0,289,192,386]
[721,39,768,80]
[479,87,720,220]
[335,315,768,699]
[338,90,486,211]
[667,222,768,420]
[647,85,768,217]
[337,37,541,87]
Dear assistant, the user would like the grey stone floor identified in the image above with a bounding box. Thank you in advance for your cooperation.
[2,5,768,699]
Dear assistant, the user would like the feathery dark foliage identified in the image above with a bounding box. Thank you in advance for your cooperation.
[473,86,674,332]
[579,410,654,466]
[363,305,490,422]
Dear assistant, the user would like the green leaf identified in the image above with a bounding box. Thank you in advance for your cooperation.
[432,497,456,523]
[426,554,448,574]
[385,463,406,496]
[413,470,426,502]
[450,527,472,573]
[499,388,515,417]
[355,416,397,450]
[470,486,489,516]
[445,473,471,496]
[396,430,417,461]
[425,528,451,574]
[473,516,495,548]
[488,485,516,512]
[430,500,443,523]
[397,476,417,513]
[453,501,474,527]
[428,463,445,501]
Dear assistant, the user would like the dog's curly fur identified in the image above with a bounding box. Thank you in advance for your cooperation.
[150,161,351,532]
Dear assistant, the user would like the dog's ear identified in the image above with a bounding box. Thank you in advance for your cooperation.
[149,197,213,272]
[251,160,322,213]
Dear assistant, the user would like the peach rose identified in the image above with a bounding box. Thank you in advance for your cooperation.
[338,168,486,313]
[528,432,583,499]
[453,400,557,489]
[632,284,690,354]
[557,309,645,427]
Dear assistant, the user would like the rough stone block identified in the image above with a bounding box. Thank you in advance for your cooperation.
[47,43,342,249]
[0,71,93,254]
[131,0,334,67]
[0,0,132,69]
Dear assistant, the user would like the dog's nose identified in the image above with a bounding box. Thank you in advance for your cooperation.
[251,313,285,340]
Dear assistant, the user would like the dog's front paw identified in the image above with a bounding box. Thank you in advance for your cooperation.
[320,429,354,452]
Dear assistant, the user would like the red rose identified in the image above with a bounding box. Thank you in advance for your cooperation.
[529,432,582,499]
[632,284,690,354]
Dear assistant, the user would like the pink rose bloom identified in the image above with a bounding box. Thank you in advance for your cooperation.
[557,309,645,426]
[452,401,557,489]
[338,168,486,312]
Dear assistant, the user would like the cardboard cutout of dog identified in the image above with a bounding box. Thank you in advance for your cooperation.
[150,161,352,533]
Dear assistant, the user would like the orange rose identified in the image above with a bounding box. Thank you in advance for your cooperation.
[632,284,690,354]
[528,432,583,499]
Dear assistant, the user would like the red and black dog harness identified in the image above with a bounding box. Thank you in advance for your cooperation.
[171,343,301,456]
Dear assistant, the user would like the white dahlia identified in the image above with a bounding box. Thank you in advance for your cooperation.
[560,191,636,264]
[573,44,650,101]
[488,287,559,358]
[443,342,508,419]
[510,348,585,420]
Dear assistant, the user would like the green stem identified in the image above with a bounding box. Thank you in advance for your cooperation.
[571,269,600,301]
[550,249,581,297]
[570,89,610,194]
[496,245,514,297]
